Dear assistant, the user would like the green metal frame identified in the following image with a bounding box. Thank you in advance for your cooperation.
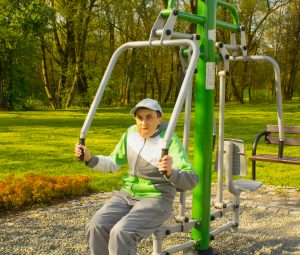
[162,0,240,32]
[162,0,241,252]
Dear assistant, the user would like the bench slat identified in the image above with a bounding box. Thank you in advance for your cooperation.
[249,154,300,165]
[268,137,300,146]
[266,125,300,134]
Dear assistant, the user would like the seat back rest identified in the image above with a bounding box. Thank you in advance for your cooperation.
[265,125,300,146]
[214,138,247,176]
[225,139,247,176]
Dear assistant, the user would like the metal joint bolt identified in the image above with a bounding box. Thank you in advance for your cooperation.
[195,221,201,228]
[195,34,201,40]
[166,29,172,36]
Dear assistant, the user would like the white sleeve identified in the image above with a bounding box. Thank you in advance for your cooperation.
[86,155,122,173]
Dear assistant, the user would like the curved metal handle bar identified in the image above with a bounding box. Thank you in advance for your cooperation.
[229,55,284,141]
[80,39,199,153]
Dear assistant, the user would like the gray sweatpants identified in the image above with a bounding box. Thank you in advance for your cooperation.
[85,191,172,255]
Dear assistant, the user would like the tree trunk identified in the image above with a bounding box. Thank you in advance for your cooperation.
[175,60,184,103]
[40,37,56,110]
[164,51,174,103]
[153,65,161,102]
[0,61,5,109]
[230,77,243,103]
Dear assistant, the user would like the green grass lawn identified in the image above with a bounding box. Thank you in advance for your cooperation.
[0,101,299,191]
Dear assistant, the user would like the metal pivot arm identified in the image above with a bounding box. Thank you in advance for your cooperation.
[150,10,198,43]
[161,41,199,153]
[79,39,199,155]
[229,55,284,144]
[216,42,230,75]
[171,45,194,223]
[239,26,247,58]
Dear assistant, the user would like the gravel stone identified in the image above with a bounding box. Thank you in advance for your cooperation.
[0,185,299,255]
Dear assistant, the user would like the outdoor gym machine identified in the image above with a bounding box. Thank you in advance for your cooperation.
[78,0,284,254]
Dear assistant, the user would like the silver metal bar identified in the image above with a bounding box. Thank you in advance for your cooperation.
[183,79,192,151]
[177,74,193,220]
[229,33,238,57]
[162,40,199,149]
[155,220,197,237]
[216,70,226,204]
[154,221,198,254]
[182,220,198,232]
[224,44,240,51]
[232,193,240,231]
[177,191,186,220]
[80,39,199,143]
[230,55,284,141]
[155,29,195,40]
[210,202,235,220]
[162,240,196,254]
[152,232,163,255]
[210,221,236,238]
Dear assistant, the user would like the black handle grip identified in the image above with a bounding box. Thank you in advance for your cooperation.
[78,138,85,161]
[160,148,169,175]
[161,148,169,158]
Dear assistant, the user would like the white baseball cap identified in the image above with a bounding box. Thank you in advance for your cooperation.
[130,98,162,115]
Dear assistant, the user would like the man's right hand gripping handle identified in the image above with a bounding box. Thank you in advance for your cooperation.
[78,138,85,161]
[160,148,169,175]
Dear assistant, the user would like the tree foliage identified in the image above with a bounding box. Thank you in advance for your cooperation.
[0,0,299,110]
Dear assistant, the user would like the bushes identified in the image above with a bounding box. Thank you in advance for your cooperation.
[0,173,92,212]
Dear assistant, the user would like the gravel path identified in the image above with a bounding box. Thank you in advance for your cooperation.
[0,185,299,255]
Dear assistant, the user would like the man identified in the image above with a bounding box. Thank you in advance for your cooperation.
[75,98,198,255]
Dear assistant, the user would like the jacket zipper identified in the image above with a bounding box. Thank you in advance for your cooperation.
[134,138,146,177]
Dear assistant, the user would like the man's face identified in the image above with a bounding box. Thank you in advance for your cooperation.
[134,108,162,138]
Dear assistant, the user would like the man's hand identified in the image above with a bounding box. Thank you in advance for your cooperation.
[74,144,92,162]
[158,155,173,177]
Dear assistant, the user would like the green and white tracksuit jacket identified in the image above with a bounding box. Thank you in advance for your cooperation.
[86,123,198,204]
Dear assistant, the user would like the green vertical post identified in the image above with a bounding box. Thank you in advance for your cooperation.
[192,0,216,253]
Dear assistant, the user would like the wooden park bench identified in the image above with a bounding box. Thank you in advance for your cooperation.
[249,125,300,180]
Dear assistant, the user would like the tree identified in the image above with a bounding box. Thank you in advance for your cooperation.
[216,0,291,103]
[0,0,51,110]
[274,0,300,100]
[41,0,98,109]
